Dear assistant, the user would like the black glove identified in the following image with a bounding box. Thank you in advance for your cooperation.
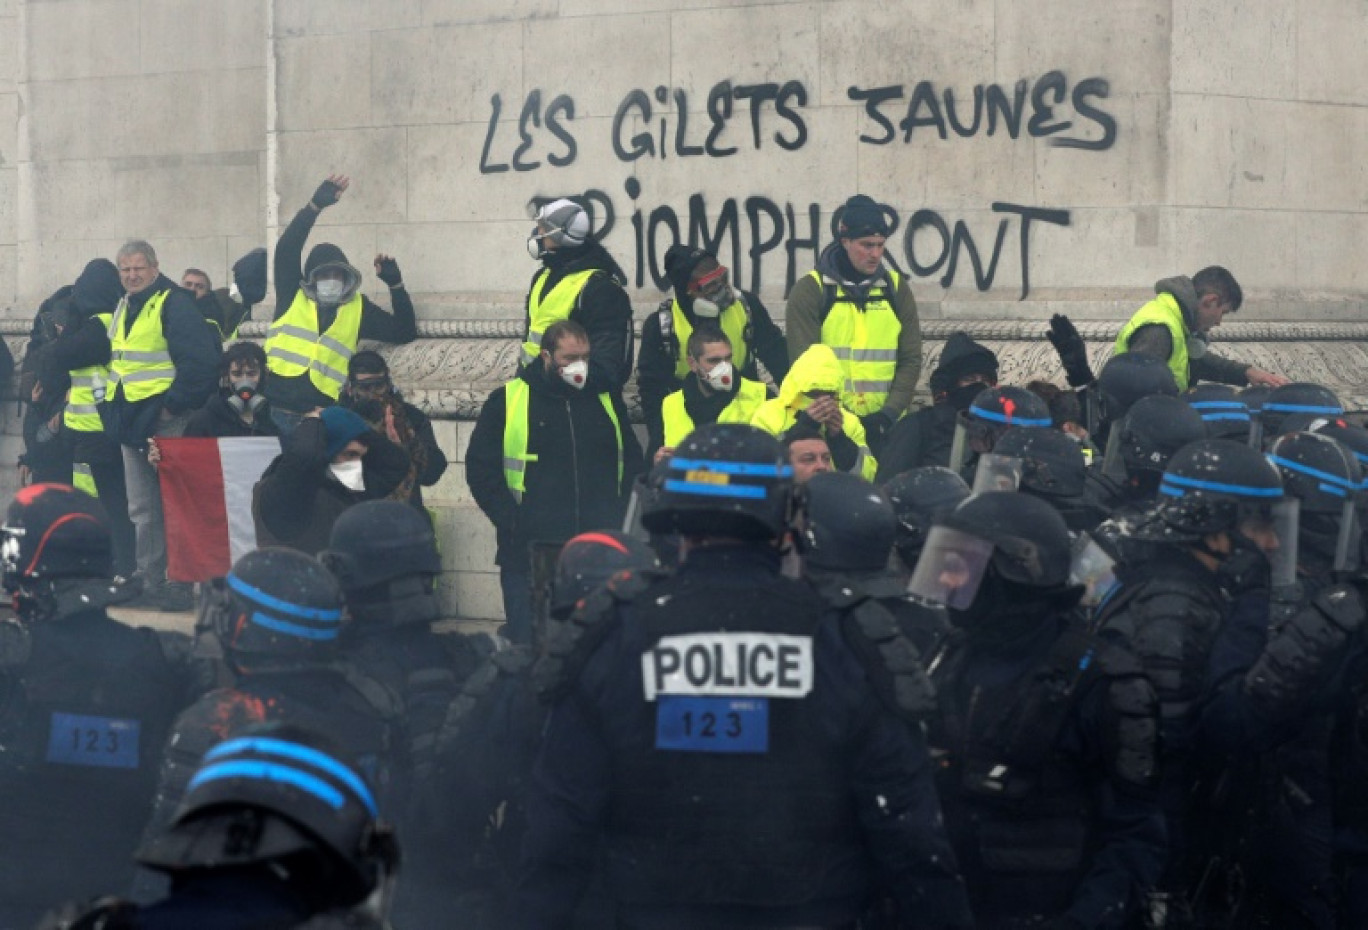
[231,247,268,306]
[1047,313,1095,388]
[376,257,403,288]
[859,409,895,451]
[310,179,344,210]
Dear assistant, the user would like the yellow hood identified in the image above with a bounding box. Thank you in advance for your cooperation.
[778,344,845,409]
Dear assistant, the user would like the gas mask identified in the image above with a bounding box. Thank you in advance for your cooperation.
[330,460,366,492]
[527,232,549,260]
[701,360,734,393]
[559,360,588,390]
[689,265,734,318]
[226,379,265,414]
[315,278,347,304]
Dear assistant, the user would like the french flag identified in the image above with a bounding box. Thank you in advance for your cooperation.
[158,437,282,582]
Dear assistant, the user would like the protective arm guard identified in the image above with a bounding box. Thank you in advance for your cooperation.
[834,592,938,722]
[1244,582,1364,715]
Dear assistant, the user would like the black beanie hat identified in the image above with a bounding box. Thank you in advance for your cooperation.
[838,195,891,239]
[663,244,710,295]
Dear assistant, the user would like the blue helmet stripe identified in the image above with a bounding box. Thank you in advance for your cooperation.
[206,737,377,815]
[1200,412,1252,422]
[1160,473,1283,498]
[1189,400,1248,411]
[668,458,793,478]
[1269,454,1359,491]
[226,574,342,623]
[968,407,1053,427]
[1262,403,1343,415]
[249,611,339,642]
[663,479,766,500]
[189,760,347,811]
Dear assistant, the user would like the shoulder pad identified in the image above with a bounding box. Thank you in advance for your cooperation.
[1091,639,1145,680]
[333,664,405,721]
[0,619,30,668]
[1314,582,1365,633]
[842,600,937,720]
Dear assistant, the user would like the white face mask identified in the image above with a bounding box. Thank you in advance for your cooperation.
[329,459,365,491]
[558,360,589,390]
[692,298,721,318]
[315,279,346,303]
[703,360,734,392]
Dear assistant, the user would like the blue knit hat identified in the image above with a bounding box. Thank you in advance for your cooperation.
[319,406,371,460]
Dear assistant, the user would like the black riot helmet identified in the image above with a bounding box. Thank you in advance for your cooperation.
[1260,383,1343,441]
[204,548,345,674]
[320,500,442,628]
[642,423,794,541]
[137,724,398,910]
[1131,439,1285,543]
[882,467,971,571]
[1,484,112,589]
[1183,384,1251,441]
[949,385,1053,471]
[1268,431,1362,572]
[1105,395,1209,483]
[1097,352,1178,426]
[551,530,658,616]
[795,471,897,573]
[1310,419,1368,475]
[991,426,1087,499]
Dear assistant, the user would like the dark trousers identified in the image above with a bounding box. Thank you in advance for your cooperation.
[499,566,534,645]
[88,455,136,578]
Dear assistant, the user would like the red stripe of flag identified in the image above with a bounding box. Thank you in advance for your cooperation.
[159,437,231,582]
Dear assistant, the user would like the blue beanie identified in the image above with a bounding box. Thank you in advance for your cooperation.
[319,406,371,460]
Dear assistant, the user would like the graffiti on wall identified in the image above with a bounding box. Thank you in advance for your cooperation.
[479,73,1115,298]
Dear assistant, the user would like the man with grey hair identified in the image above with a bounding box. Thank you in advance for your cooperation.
[105,239,219,610]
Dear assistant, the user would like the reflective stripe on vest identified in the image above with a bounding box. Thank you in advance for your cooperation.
[1114,293,1191,391]
[64,312,113,433]
[107,294,174,402]
[265,291,363,401]
[72,462,98,498]
[813,268,902,416]
[503,379,624,501]
[522,268,600,365]
[661,378,768,449]
[669,298,751,380]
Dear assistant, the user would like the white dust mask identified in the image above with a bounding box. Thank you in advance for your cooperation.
[559,360,588,390]
[329,459,365,491]
[704,361,734,392]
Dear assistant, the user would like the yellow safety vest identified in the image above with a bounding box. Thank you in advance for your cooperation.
[666,298,751,380]
[522,268,600,365]
[750,396,878,481]
[661,378,768,448]
[812,268,902,416]
[72,462,97,498]
[265,291,363,401]
[64,312,112,433]
[107,291,175,403]
[502,379,624,501]
[1114,293,1191,391]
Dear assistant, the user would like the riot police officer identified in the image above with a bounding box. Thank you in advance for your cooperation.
[0,484,190,927]
[1096,439,1289,904]
[45,724,400,929]
[140,548,404,893]
[795,469,949,677]
[882,466,971,581]
[948,384,1053,483]
[1194,431,1365,928]
[1088,394,1207,523]
[1257,382,1343,445]
[520,423,974,929]
[1182,383,1252,442]
[910,492,1164,928]
[320,500,488,927]
[991,425,1104,533]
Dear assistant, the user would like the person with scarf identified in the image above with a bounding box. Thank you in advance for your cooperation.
[340,350,446,509]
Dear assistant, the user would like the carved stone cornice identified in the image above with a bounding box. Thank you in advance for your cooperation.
[7,317,1368,418]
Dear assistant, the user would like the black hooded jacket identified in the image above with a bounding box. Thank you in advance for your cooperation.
[523,241,633,394]
[268,207,418,413]
[876,332,997,482]
[467,361,644,572]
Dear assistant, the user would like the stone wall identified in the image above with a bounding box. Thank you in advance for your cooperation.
[2,1,1366,621]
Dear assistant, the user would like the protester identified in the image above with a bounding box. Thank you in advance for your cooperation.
[183,341,279,438]
[653,326,769,465]
[340,350,447,508]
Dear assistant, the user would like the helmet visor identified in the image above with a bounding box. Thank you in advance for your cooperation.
[1238,498,1299,589]
[1100,426,1128,481]
[906,525,995,610]
[971,453,1023,495]
[622,476,649,541]
[1335,498,1362,574]
[1069,532,1119,610]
